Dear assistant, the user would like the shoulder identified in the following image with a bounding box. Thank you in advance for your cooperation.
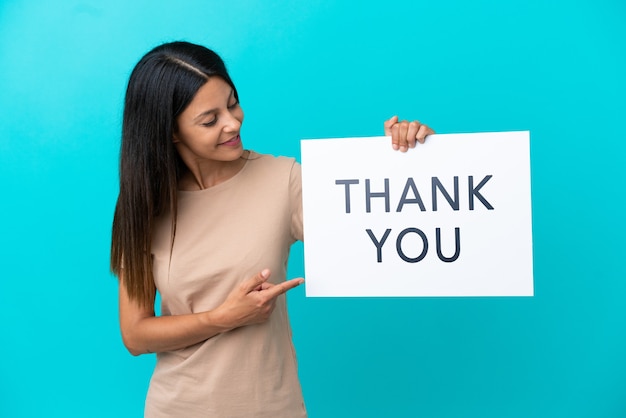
[246,151,299,174]
[243,151,300,195]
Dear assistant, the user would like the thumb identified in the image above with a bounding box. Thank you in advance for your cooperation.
[383,115,398,136]
[243,268,271,293]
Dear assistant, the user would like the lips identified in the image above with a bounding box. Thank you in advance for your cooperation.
[219,134,241,146]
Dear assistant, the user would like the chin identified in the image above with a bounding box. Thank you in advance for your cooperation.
[221,145,246,161]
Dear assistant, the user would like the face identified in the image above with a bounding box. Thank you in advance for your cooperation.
[173,76,244,167]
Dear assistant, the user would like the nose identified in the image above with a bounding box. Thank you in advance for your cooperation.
[222,110,242,133]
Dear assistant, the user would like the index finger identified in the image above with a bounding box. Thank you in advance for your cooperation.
[416,125,436,144]
[266,278,305,298]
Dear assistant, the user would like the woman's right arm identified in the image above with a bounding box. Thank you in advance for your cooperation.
[119,268,304,356]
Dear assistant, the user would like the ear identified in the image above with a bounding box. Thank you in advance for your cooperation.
[172,132,180,144]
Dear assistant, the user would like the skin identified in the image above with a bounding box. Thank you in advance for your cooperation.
[119,76,435,356]
[174,77,247,190]
[384,115,435,152]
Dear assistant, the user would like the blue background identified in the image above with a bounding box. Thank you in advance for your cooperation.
[1,1,625,417]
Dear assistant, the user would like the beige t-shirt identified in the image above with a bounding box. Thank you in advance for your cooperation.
[145,152,306,418]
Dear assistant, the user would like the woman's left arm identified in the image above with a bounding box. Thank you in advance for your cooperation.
[384,116,435,152]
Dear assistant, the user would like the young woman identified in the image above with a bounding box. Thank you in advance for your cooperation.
[111,41,434,417]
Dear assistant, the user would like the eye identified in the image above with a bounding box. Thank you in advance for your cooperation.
[201,118,217,127]
[227,100,239,109]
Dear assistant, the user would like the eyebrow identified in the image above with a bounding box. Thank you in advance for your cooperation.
[193,89,235,122]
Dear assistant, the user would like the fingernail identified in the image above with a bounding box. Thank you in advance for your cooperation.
[261,269,270,278]
[392,143,399,150]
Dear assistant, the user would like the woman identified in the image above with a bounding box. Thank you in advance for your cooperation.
[111,41,433,417]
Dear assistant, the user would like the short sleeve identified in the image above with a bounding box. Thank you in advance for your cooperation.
[289,161,303,242]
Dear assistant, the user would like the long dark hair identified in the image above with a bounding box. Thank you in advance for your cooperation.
[111,41,238,307]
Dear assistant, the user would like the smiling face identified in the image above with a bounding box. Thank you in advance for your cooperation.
[173,76,245,172]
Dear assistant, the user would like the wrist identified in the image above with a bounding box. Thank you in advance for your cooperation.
[202,308,234,333]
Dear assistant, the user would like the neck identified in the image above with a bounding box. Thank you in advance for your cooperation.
[179,152,249,191]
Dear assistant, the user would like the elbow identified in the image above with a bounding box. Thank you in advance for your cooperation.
[121,329,148,357]
[126,345,145,357]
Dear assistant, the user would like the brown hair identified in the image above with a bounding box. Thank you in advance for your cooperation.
[110,41,238,307]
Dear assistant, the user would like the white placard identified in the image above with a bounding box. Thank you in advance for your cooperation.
[300,131,533,297]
